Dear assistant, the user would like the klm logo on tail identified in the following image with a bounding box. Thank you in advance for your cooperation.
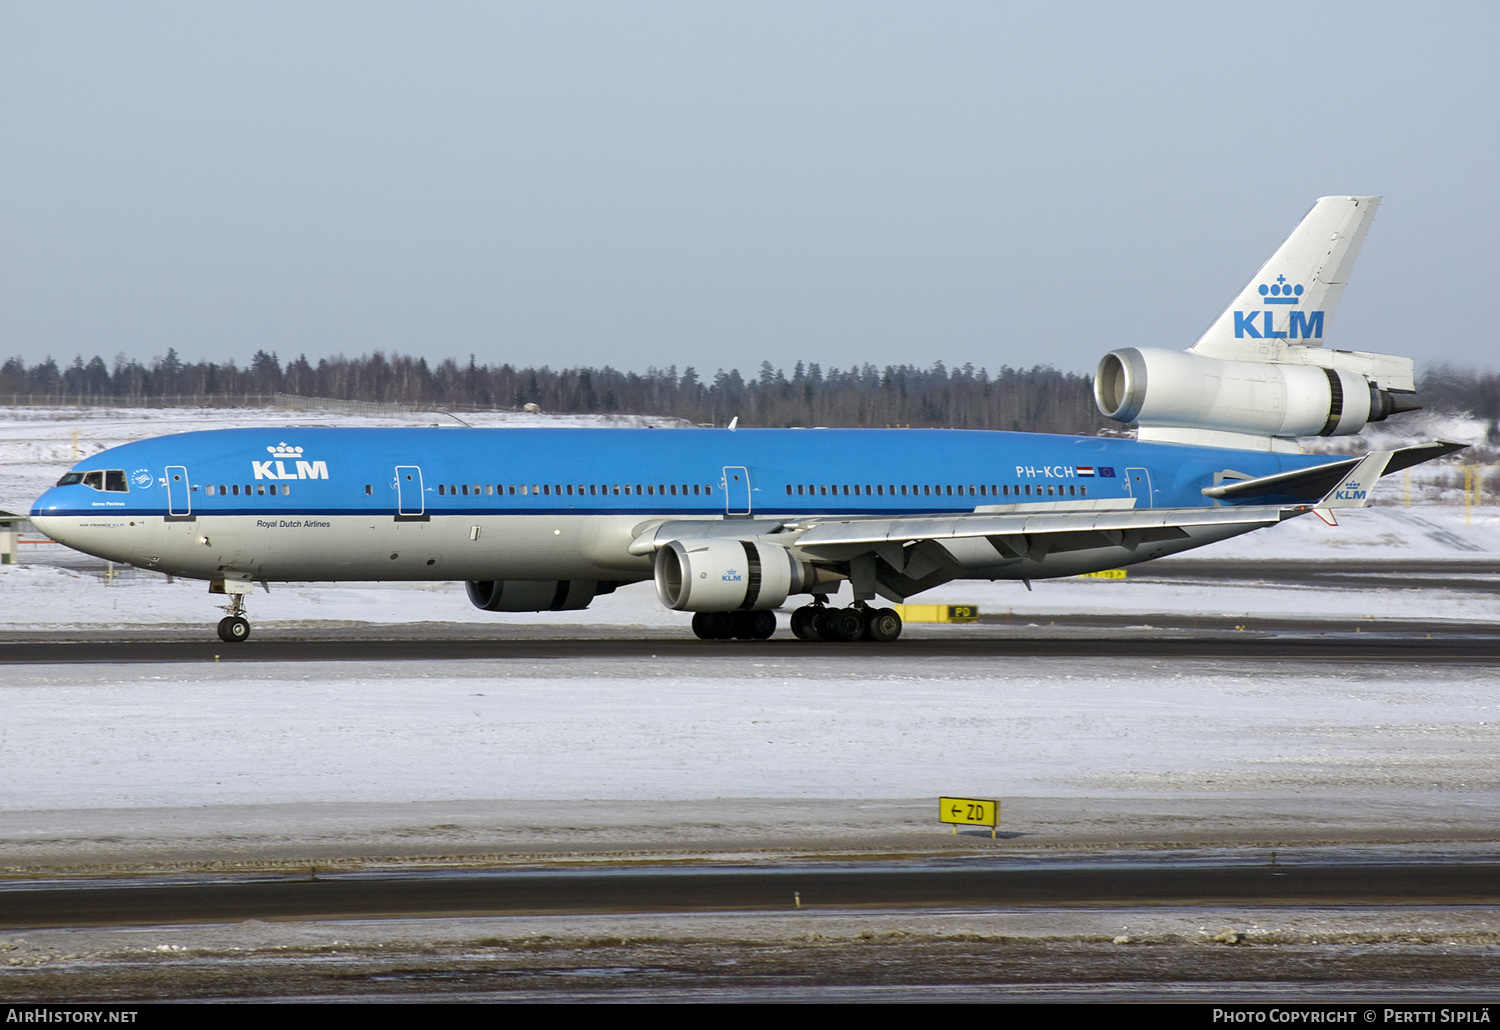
[252,442,329,481]
[1233,275,1324,340]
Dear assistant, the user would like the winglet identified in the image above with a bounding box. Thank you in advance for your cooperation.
[1312,449,1393,521]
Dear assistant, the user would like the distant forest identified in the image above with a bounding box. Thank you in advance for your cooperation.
[2,349,1498,435]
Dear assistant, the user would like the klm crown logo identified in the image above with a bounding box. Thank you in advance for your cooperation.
[267,443,305,458]
[1258,275,1304,305]
[1234,275,1323,340]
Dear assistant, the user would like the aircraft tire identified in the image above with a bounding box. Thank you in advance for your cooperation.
[789,606,819,641]
[814,609,841,642]
[865,607,902,643]
[217,616,251,643]
[691,612,717,640]
[749,610,777,639]
[831,607,865,642]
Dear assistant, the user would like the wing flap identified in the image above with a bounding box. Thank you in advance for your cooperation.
[791,504,1295,557]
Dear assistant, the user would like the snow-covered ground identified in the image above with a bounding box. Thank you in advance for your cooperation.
[3,653,1495,811]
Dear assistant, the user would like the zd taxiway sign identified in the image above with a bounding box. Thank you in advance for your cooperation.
[939,796,1000,839]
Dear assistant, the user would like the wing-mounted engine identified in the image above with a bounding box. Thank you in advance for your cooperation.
[466,579,608,612]
[653,539,800,612]
[1094,196,1420,452]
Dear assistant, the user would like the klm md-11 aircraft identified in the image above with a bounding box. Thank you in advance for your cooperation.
[31,197,1459,643]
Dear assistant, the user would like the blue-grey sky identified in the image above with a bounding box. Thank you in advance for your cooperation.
[3,2,1495,376]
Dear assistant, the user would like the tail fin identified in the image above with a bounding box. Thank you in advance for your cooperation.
[1191,196,1380,361]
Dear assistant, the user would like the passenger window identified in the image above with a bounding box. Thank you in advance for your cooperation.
[1081,485,1088,496]
[670,485,677,496]
[269,485,277,496]
[257,485,265,496]
[282,485,290,496]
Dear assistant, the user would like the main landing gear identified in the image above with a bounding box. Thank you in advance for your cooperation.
[790,600,902,643]
[691,610,777,640]
[690,604,900,642]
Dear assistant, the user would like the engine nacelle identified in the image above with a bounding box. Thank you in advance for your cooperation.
[653,539,800,612]
[466,579,598,612]
[1095,347,1414,441]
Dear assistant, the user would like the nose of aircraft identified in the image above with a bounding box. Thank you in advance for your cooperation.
[30,489,68,543]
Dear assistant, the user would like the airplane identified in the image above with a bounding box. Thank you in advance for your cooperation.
[30,196,1461,644]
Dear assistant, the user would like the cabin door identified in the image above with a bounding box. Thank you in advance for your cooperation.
[165,466,192,517]
[722,466,751,516]
[396,466,425,516]
[1125,467,1153,508]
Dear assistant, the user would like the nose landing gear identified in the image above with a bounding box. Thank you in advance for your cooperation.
[211,578,255,642]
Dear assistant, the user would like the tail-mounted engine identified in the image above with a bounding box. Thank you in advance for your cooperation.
[1095,347,1419,449]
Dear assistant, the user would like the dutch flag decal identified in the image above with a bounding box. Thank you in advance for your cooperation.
[1077,466,1096,477]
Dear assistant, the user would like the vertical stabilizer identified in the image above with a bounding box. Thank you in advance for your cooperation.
[1190,196,1379,361]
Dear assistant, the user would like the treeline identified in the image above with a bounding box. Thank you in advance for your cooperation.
[0,350,1110,433]
[4,350,1498,434]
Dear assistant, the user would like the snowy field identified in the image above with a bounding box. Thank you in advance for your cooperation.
[3,654,1497,811]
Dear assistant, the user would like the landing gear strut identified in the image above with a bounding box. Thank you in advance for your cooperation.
[214,587,252,643]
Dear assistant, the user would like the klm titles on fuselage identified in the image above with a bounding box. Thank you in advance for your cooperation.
[1234,276,1324,339]
[251,443,328,481]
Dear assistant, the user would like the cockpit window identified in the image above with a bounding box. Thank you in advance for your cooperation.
[56,469,129,492]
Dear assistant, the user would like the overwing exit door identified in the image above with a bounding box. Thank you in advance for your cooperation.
[1125,467,1153,508]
